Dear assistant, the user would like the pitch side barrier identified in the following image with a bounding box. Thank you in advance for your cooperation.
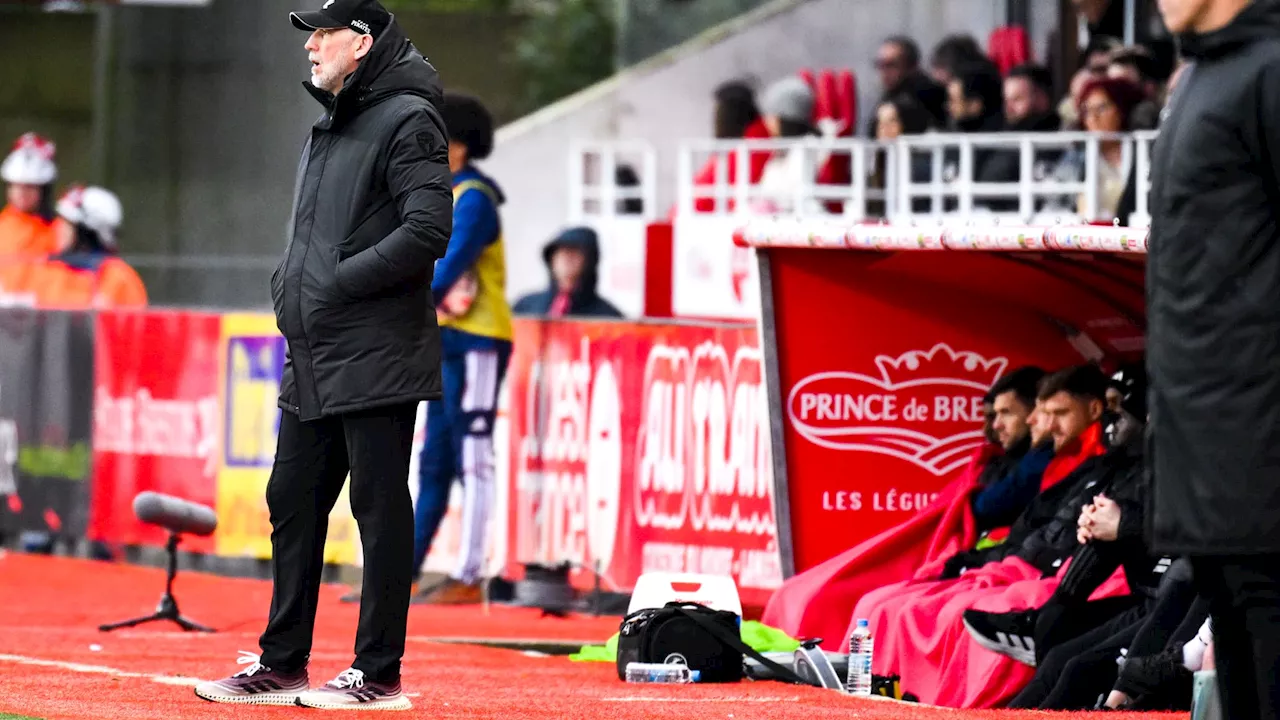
[733,218,1147,577]
[0,307,789,606]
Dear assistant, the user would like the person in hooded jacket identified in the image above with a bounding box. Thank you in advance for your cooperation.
[36,185,147,309]
[410,92,514,606]
[1145,0,1280,718]
[195,0,452,711]
[513,226,623,319]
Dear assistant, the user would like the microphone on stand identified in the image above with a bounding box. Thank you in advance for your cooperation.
[133,492,219,537]
[98,491,218,634]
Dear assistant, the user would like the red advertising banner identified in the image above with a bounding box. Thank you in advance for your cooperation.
[89,310,222,551]
[505,318,782,608]
[762,248,1139,574]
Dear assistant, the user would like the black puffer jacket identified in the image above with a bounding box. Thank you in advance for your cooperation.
[273,19,453,421]
[945,439,1145,577]
[1015,439,1144,575]
[1147,0,1280,554]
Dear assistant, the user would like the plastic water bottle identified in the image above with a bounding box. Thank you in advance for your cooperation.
[846,618,874,696]
[624,662,700,684]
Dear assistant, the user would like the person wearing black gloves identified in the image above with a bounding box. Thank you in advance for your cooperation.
[194,0,452,711]
[1146,1,1280,719]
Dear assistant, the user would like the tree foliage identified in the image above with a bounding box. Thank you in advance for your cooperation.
[384,0,617,115]
[511,0,616,112]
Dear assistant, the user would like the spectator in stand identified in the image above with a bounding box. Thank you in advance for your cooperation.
[947,61,1006,134]
[713,79,764,139]
[1074,77,1144,220]
[869,93,936,213]
[1004,64,1062,132]
[614,165,644,215]
[928,34,988,87]
[752,76,819,213]
[1107,46,1162,129]
[688,80,769,214]
[513,226,622,319]
[945,61,1018,193]
[1058,38,1122,127]
[872,36,948,132]
[1083,36,1124,74]
[998,64,1066,194]
[35,186,146,309]
[0,133,59,306]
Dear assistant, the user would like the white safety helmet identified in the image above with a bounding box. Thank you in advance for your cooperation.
[1,132,58,186]
[57,185,123,250]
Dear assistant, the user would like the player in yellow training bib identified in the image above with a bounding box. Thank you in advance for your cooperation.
[413,93,513,605]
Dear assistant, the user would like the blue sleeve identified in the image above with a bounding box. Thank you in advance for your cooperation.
[972,447,1054,531]
[430,187,498,305]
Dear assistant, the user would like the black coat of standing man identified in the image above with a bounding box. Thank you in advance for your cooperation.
[195,0,451,711]
[1146,1,1280,719]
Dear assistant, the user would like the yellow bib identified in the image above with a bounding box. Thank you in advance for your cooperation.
[440,180,513,341]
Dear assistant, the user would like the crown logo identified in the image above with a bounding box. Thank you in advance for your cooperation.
[873,343,1007,389]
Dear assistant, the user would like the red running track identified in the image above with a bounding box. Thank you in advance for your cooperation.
[0,552,1171,719]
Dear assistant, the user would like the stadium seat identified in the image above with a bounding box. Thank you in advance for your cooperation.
[988,26,1030,76]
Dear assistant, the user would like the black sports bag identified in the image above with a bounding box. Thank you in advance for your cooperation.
[616,602,810,685]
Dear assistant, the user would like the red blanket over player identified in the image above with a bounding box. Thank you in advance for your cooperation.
[851,424,1117,707]
[761,444,998,651]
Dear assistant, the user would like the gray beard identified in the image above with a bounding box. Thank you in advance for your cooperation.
[310,67,343,94]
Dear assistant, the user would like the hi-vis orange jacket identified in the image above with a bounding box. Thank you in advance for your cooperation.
[0,205,57,305]
[34,254,147,309]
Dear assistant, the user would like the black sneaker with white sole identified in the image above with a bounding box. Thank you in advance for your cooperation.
[194,651,309,706]
[962,608,1038,667]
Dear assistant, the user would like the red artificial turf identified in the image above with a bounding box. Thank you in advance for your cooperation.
[0,552,1174,719]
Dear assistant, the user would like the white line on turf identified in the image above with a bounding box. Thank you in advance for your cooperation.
[0,654,424,697]
[600,697,800,703]
[0,653,202,686]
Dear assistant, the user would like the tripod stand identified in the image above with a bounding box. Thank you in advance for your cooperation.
[99,532,214,633]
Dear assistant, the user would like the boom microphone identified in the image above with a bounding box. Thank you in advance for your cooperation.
[133,491,218,537]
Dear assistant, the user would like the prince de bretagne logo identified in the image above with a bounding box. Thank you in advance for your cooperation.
[786,344,1008,476]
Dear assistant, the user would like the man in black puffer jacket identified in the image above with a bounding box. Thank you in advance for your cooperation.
[195,0,452,712]
[1147,1,1280,719]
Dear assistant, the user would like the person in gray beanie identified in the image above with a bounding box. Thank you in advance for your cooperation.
[759,76,817,138]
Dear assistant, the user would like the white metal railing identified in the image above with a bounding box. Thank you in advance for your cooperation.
[675,137,887,220]
[567,140,658,222]
[668,131,1158,227]
[564,132,1160,227]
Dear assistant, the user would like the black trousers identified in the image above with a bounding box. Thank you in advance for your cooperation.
[1191,555,1280,720]
[1033,541,1142,664]
[258,403,417,683]
[1015,558,1202,710]
[1011,603,1145,709]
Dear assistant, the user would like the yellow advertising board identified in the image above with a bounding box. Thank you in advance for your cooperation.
[214,313,360,566]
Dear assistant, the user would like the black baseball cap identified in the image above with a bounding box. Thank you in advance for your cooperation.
[290,0,390,37]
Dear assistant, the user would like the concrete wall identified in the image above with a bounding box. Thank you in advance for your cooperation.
[486,0,1009,305]
[0,10,97,204]
[102,1,526,308]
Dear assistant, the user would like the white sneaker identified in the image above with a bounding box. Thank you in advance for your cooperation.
[193,651,309,706]
[295,668,412,711]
